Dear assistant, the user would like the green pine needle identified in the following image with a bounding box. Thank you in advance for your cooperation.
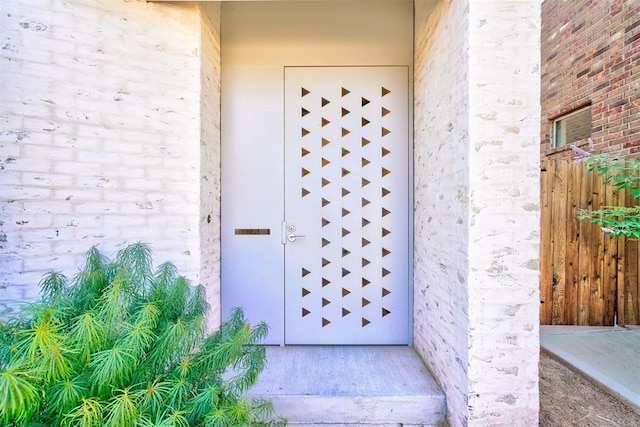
[0,360,40,425]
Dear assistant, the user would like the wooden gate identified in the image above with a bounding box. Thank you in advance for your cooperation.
[540,159,640,325]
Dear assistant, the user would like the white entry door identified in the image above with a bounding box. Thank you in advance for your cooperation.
[283,67,409,344]
[222,66,409,345]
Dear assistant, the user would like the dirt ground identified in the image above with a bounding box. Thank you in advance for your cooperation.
[539,352,640,426]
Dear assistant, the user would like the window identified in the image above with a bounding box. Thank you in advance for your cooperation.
[552,106,592,148]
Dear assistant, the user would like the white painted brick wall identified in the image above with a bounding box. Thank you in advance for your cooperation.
[199,2,222,331]
[3,0,541,423]
[414,1,471,425]
[0,0,213,315]
[467,1,540,424]
[414,0,540,425]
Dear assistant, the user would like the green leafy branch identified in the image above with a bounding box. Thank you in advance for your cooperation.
[579,154,640,239]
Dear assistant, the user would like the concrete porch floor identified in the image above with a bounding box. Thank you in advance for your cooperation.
[247,346,446,426]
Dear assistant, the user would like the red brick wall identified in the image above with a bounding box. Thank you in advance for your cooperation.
[541,0,640,159]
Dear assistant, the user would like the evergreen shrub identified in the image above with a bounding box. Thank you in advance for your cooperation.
[0,243,282,427]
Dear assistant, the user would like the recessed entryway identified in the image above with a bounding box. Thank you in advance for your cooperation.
[220,1,413,345]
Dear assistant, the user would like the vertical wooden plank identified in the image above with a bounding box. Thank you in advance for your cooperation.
[623,237,637,325]
[577,159,592,325]
[551,160,568,324]
[564,160,581,324]
[602,179,619,326]
[539,160,554,325]
[632,249,640,324]
[625,189,640,325]
[589,167,604,325]
[616,185,627,326]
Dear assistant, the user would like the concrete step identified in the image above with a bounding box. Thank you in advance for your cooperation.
[247,346,446,426]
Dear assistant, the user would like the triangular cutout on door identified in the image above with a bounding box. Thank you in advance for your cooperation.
[362,298,371,307]
[342,127,350,137]
[341,87,350,97]
[342,287,351,297]
[342,307,351,317]
[362,117,370,127]
[302,307,310,317]
[362,157,370,167]
[342,168,350,177]
[382,267,391,277]
[381,167,390,177]
[301,87,310,97]
[382,147,391,157]
[321,97,330,106]
[382,228,390,237]
[362,178,370,187]
[301,107,310,117]
[342,248,351,257]
[322,277,331,287]
[301,188,310,197]
[362,137,370,147]
[362,197,370,207]
[382,207,390,217]
[382,187,391,197]
[342,187,350,197]
[322,198,330,207]
[362,318,370,327]
[382,247,391,257]
[342,227,350,237]
[382,308,391,317]
[321,117,330,127]
[342,107,350,117]
[342,147,350,157]
[301,147,310,157]
[302,267,310,277]
[322,258,331,267]
[322,297,331,307]
[342,207,350,217]
[381,127,390,137]
[322,137,330,147]
[322,177,330,187]
[322,158,330,167]
[342,268,351,277]
[381,106,390,117]
[381,87,390,97]
[361,97,370,106]
[322,238,330,247]
[322,317,331,327]
[302,288,310,297]
[322,217,330,227]
[362,258,370,267]
[382,287,391,297]
[301,168,310,177]
[362,277,371,287]
[362,238,370,247]
[362,218,370,227]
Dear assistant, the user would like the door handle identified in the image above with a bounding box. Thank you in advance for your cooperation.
[287,233,305,242]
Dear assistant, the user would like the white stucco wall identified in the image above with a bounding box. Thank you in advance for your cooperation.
[0,0,218,316]
[414,0,541,425]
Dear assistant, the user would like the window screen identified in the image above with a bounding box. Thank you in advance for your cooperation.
[553,106,592,148]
